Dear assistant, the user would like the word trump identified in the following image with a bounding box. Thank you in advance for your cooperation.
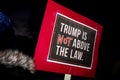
[60,22,81,38]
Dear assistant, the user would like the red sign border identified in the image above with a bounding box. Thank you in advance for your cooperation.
[34,0,103,78]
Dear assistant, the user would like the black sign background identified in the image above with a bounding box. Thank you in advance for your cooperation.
[48,13,96,68]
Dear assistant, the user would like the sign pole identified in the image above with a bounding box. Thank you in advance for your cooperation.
[64,74,71,80]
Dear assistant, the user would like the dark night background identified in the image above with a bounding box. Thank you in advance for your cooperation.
[0,0,120,80]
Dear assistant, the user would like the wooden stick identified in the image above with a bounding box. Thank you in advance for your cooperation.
[64,74,71,80]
